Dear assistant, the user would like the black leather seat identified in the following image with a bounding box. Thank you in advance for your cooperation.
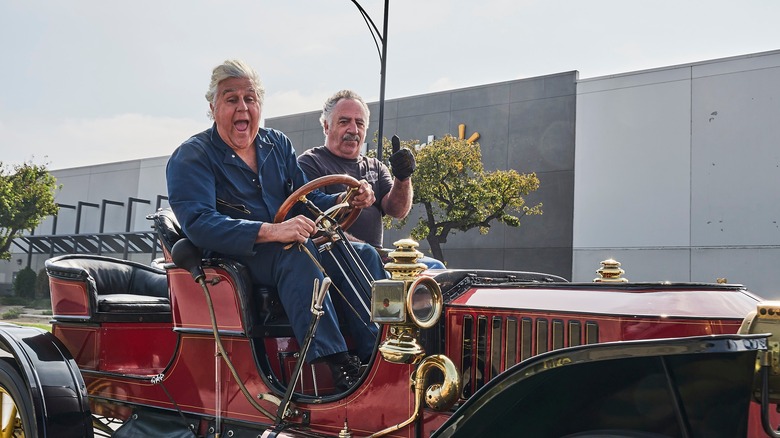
[46,254,171,323]
[147,208,291,337]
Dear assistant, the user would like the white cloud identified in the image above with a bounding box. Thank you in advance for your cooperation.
[264,90,331,119]
[427,77,463,93]
[0,115,205,170]
[2,0,778,171]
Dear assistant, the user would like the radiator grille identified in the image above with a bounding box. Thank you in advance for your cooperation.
[459,314,599,398]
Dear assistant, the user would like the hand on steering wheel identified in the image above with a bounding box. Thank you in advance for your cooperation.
[273,175,363,245]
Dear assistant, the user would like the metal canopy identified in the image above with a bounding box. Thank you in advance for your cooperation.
[13,231,159,260]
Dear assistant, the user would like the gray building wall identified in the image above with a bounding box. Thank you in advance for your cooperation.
[0,157,170,293]
[4,50,779,299]
[573,50,780,298]
[266,72,577,279]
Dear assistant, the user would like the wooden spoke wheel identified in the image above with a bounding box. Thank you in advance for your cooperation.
[0,360,36,438]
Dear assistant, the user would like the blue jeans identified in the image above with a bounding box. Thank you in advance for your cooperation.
[234,240,381,362]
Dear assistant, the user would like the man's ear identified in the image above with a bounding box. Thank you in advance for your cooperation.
[323,120,330,135]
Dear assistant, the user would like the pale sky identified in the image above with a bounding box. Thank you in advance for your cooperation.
[1,0,777,170]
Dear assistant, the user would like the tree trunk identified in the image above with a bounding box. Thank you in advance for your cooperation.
[427,237,444,263]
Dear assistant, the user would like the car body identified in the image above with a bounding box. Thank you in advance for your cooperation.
[0,204,779,437]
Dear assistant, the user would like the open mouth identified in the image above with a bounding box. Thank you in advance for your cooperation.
[235,120,249,132]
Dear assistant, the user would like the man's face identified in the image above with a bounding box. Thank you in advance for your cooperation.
[210,77,261,151]
[324,98,367,159]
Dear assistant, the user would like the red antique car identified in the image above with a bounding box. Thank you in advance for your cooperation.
[1,176,780,437]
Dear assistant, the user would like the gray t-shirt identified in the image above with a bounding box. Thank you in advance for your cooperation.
[298,146,393,248]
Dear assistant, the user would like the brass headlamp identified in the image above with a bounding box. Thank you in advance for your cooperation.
[371,239,443,364]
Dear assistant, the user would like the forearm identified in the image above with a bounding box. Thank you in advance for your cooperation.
[255,222,278,243]
[256,216,316,245]
[382,178,413,218]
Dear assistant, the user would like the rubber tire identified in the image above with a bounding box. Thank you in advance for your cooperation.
[0,358,37,437]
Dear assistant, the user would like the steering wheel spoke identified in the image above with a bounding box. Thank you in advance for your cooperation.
[273,175,362,244]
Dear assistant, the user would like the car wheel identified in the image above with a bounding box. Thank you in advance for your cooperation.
[0,359,37,437]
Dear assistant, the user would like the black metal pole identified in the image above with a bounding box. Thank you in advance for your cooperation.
[125,197,151,259]
[350,0,390,161]
[377,0,389,162]
[75,201,99,234]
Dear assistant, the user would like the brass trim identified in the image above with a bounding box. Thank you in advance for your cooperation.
[378,326,425,364]
[368,355,461,437]
[593,258,628,283]
[406,276,443,328]
[384,239,427,280]
[757,302,780,321]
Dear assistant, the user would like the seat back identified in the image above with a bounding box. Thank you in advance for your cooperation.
[146,208,291,337]
[46,254,170,322]
[147,208,184,262]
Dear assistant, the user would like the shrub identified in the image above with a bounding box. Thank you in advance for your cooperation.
[0,296,27,306]
[35,268,50,299]
[30,298,52,310]
[12,267,36,299]
[1,308,22,320]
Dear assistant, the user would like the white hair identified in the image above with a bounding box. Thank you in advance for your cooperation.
[319,89,370,133]
[205,59,265,120]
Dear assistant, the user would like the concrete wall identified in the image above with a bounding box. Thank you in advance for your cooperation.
[5,49,779,299]
[267,72,578,279]
[0,157,170,293]
[39,157,169,235]
[573,50,780,298]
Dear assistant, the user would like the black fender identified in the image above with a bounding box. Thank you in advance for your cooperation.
[432,334,766,438]
[0,322,93,438]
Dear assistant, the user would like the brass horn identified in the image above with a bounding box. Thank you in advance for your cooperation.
[415,354,461,411]
[368,354,461,437]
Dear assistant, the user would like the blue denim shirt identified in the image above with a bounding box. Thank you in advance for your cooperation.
[166,124,338,256]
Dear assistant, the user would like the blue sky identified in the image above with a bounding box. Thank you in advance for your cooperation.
[1,0,777,170]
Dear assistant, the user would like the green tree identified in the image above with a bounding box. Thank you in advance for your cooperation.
[13,266,36,299]
[0,161,60,260]
[380,135,542,262]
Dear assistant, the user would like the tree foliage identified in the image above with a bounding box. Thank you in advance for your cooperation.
[379,135,542,262]
[0,161,60,260]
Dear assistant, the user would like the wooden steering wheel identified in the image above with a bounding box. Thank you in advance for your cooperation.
[273,174,362,235]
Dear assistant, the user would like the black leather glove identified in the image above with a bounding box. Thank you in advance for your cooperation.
[389,148,416,181]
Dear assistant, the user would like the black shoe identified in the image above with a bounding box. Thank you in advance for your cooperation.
[325,353,362,391]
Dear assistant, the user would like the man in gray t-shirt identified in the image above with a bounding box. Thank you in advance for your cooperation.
[298,146,393,247]
[298,90,414,249]
[299,90,445,269]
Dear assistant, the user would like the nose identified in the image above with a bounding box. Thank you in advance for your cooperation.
[237,99,249,111]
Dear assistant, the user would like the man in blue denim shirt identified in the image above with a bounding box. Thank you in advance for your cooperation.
[166,59,380,390]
